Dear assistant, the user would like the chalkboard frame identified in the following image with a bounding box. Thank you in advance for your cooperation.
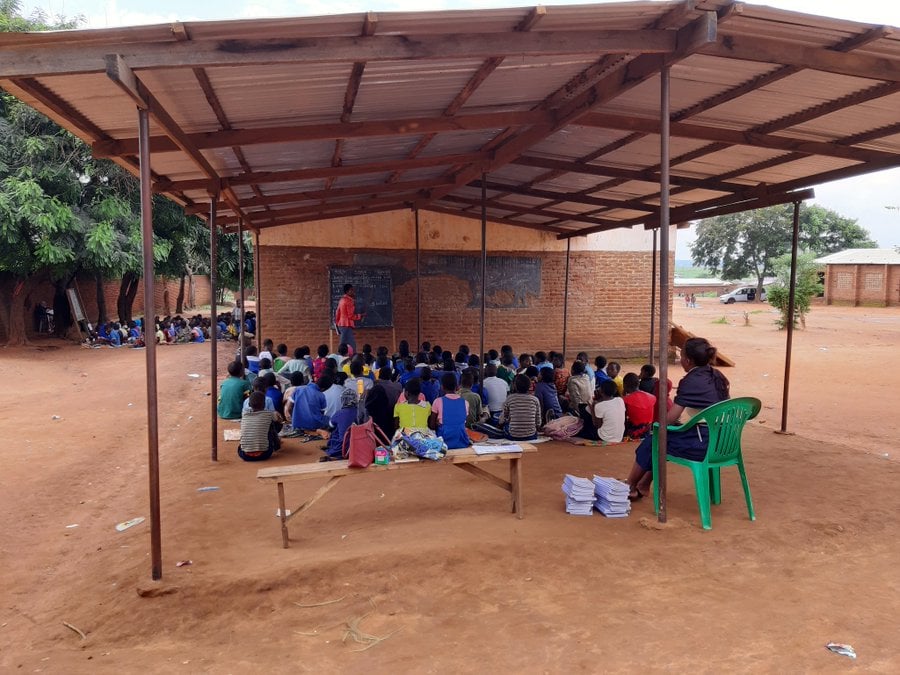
[329,266,394,328]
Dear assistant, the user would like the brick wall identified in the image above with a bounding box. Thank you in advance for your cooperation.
[825,264,900,307]
[258,245,673,358]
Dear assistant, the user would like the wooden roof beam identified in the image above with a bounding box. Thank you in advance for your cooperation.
[702,32,900,82]
[427,203,569,236]
[440,194,625,229]
[92,109,550,157]
[241,193,415,225]
[222,203,405,231]
[469,179,658,213]
[0,30,682,78]
[580,112,900,163]
[155,152,481,193]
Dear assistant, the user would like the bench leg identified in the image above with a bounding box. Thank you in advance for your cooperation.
[277,481,290,548]
[510,457,524,519]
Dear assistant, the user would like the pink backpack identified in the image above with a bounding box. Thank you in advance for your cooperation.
[543,414,584,440]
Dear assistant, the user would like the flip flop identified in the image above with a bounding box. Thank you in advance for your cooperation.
[628,489,644,502]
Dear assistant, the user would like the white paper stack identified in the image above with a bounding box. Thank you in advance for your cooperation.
[561,474,595,516]
[592,475,631,518]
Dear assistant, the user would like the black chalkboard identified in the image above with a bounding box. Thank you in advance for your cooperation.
[329,267,393,328]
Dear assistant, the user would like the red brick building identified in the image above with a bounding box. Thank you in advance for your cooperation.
[816,249,900,307]
[258,209,673,358]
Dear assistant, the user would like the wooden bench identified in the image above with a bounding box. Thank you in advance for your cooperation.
[257,444,537,548]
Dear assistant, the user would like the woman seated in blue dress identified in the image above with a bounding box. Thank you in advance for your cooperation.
[626,337,730,501]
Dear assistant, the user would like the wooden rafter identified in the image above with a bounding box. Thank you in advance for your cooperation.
[427,204,568,235]
[440,194,625,229]
[241,193,415,225]
[470,179,658,213]
[0,30,682,79]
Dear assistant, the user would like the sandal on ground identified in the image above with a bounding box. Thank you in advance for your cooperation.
[628,488,644,502]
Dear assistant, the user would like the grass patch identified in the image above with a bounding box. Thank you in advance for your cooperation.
[711,316,729,324]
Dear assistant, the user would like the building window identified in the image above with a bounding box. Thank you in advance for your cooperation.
[835,272,852,290]
[864,272,883,290]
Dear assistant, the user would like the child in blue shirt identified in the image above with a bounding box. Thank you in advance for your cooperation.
[419,367,441,404]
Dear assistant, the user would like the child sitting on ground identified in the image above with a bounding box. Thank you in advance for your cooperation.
[499,374,542,441]
[590,379,625,444]
[622,372,656,439]
[459,370,488,428]
[418,367,441,404]
[322,388,360,461]
[638,364,659,395]
[482,363,509,422]
[429,372,471,449]
[534,367,563,422]
[606,361,624,396]
[237,391,282,462]
[273,344,289,372]
[217,361,252,420]
[393,378,432,431]
[312,344,329,381]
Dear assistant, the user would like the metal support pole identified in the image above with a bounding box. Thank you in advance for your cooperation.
[562,238,571,360]
[657,65,671,524]
[649,227,658,365]
[479,173,487,388]
[138,107,162,580]
[254,230,261,348]
[415,208,422,349]
[779,201,801,434]
[237,218,245,352]
[209,196,218,462]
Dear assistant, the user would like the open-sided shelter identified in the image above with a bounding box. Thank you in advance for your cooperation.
[4,0,900,576]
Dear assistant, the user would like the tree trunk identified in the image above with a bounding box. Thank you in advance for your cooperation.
[187,273,195,309]
[95,271,108,325]
[176,271,186,314]
[4,279,33,346]
[117,272,139,324]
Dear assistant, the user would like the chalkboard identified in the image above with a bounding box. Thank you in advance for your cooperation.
[423,255,542,308]
[329,267,393,328]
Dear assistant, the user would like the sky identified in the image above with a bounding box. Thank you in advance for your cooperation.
[17,0,900,258]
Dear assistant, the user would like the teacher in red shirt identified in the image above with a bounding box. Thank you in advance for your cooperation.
[334,283,364,354]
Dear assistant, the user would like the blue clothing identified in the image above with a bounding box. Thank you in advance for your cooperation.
[325,407,357,458]
[291,384,328,430]
[242,396,275,412]
[534,381,563,418]
[471,383,489,404]
[536,361,553,371]
[194,331,205,343]
[420,379,441,404]
[635,426,709,470]
[585,364,596,381]
[109,330,121,346]
[266,386,284,412]
[595,369,611,388]
[437,396,471,449]
[399,369,418,386]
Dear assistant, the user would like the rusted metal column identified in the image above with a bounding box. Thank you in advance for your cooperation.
[254,230,261,347]
[649,227,658,365]
[779,201,802,434]
[479,173,487,388]
[237,218,245,351]
[209,196,219,462]
[562,237,571,359]
[415,208,422,349]
[138,107,162,580]
[657,65,671,524]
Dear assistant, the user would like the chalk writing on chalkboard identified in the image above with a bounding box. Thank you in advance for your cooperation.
[329,267,393,328]
[423,255,542,308]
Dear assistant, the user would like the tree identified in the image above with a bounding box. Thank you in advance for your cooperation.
[691,203,877,298]
[766,252,820,330]
[215,231,253,306]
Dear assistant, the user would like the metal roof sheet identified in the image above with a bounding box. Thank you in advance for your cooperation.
[815,248,900,265]
[1,1,899,237]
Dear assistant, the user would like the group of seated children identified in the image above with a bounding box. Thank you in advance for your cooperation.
[218,337,673,463]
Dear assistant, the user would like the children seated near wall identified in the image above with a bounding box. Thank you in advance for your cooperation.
[589,379,625,444]
[429,373,471,449]
[498,374,542,441]
[217,361,252,419]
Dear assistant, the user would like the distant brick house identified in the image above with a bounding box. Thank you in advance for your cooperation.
[815,249,900,307]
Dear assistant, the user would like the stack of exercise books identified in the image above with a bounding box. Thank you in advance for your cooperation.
[592,475,631,518]
[561,474,595,516]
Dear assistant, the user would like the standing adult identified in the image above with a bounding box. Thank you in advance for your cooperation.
[334,283,364,354]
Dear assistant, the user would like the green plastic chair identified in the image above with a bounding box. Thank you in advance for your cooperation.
[651,397,761,529]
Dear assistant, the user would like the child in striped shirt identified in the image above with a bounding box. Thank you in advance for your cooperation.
[499,374,542,441]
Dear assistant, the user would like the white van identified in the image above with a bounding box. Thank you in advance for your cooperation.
[719,286,766,303]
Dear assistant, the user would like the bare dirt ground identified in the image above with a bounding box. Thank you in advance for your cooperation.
[2,301,898,673]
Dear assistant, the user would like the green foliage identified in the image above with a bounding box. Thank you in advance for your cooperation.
[766,252,820,330]
[216,231,254,301]
[691,204,878,291]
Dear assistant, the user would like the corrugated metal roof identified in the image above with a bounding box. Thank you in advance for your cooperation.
[1,0,899,237]
[815,248,900,265]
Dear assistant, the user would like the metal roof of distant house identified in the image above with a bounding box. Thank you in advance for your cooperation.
[815,248,900,265]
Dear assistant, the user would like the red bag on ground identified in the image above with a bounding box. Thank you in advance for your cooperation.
[342,418,391,468]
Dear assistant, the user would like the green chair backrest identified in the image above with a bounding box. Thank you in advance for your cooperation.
[685,397,761,466]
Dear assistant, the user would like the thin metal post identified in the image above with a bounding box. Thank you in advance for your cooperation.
[657,65,671,524]
[479,173,487,388]
[562,238,571,359]
[779,201,801,433]
[649,227,657,365]
[138,107,162,580]
[209,196,218,462]
[415,208,422,349]
[254,230,261,348]
[237,218,245,352]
